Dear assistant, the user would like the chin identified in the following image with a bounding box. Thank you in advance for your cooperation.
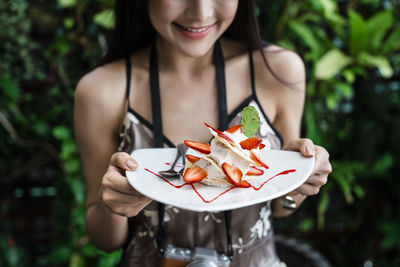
[175,39,217,58]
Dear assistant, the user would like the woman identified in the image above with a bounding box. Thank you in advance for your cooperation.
[74,0,332,266]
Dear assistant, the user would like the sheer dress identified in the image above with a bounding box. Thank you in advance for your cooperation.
[117,44,285,267]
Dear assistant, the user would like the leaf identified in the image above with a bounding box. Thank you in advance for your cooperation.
[365,10,394,52]
[63,18,75,29]
[58,0,76,8]
[0,74,19,104]
[93,9,115,29]
[240,105,260,137]
[326,93,340,110]
[348,10,367,56]
[334,82,354,99]
[320,0,345,26]
[48,245,73,263]
[317,190,330,229]
[315,49,352,80]
[288,21,324,61]
[358,51,393,78]
[69,253,85,267]
[380,223,400,250]
[67,177,85,204]
[383,26,400,53]
[297,217,315,232]
[53,126,71,141]
[342,69,356,84]
[97,250,122,267]
[353,184,365,199]
[372,154,394,174]
[304,100,323,144]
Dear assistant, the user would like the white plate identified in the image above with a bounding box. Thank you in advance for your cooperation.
[126,148,314,212]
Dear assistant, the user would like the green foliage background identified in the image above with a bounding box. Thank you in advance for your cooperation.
[0,0,399,266]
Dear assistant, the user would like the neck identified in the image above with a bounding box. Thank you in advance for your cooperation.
[155,35,215,77]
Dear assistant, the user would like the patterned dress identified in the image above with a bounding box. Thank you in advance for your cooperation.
[117,100,285,267]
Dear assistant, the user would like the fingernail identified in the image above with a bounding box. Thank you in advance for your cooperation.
[126,160,137,169]
[306,145,315,155]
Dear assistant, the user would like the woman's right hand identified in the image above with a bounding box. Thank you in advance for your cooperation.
[99,152,152,217]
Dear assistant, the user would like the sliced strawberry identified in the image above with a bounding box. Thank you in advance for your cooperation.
[204,123,234,144]
[238,180,251,188]
[186,154,200,163]
[183,166,207,183]
[222,162,243,185]
[240,137,262,150]
[204,123,222,134]
[218,132,234,143]
[246,166,264,176]
[184,140,211,154]
[226,125,241,134]
[259,143,266,150]
[250,150,269,169]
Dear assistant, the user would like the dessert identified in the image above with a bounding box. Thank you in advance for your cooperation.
[182,106,269,187]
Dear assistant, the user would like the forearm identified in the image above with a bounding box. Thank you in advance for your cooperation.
[271,193,307,218]
[85,201,129,252]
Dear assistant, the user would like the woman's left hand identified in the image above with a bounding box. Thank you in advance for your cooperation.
[284,138,332,196]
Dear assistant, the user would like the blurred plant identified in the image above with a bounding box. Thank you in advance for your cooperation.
[0,0,399,266]
[259,0,400,265]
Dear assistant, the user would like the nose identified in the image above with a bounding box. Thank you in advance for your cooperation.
[186,0,214,22]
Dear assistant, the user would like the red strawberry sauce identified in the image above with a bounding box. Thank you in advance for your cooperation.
[144,167,297,203]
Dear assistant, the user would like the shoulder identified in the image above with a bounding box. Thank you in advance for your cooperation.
[254,44,305,91]
[253,44,306,117]
[75,58,128,115]
[75,60,126,107]
[74,59,128,135]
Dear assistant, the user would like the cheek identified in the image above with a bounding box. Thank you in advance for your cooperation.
[218,1,239,24]
[148,0,178,27]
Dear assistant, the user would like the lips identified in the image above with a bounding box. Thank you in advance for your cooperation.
[173,22,215,40]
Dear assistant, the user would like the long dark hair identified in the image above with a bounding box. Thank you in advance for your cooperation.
[102,0,281,83]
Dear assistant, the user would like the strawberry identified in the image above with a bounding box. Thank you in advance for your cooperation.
[246,166,264,176]
[204,123,222,134]
[222,162,243,185]
[240,137,262,150]
[218,132,234,143]
[186,154,200,163]
[250,150,269,169]
[183,166,207,183]
[259,143,266,149]
[226,125,241,134]
[184,140,211,154]
[238,180,251,188]
[204,123,234,143]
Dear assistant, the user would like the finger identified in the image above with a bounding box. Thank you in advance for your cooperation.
[306,174,328,187]
[284,138,315,157]
[103,171,139,195]
[295,183,320,196]
[102,188,152,217]
[109,152,138,172]
[313,146,332,175]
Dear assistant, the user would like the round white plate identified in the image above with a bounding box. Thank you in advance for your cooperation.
[126,148,314,212]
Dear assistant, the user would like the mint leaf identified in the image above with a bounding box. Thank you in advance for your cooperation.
[241,106,260,137]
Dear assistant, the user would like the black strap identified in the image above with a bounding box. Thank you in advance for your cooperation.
[214,41,228,131]
[150,41,164,148]
[125,57,132,109]
[248,50,256,97]
[149,42,167,254]
[151,40,233,260]
[213,41,234,261]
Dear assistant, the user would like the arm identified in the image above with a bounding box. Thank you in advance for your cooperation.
[254,48,331,218]
[74,67,151,252]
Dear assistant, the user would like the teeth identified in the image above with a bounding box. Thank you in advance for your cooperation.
[182,26,208,33]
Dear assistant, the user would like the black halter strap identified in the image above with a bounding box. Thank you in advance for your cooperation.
[150,40,233,260]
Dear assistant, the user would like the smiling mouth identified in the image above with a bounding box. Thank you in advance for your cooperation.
[174,23,215,33]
